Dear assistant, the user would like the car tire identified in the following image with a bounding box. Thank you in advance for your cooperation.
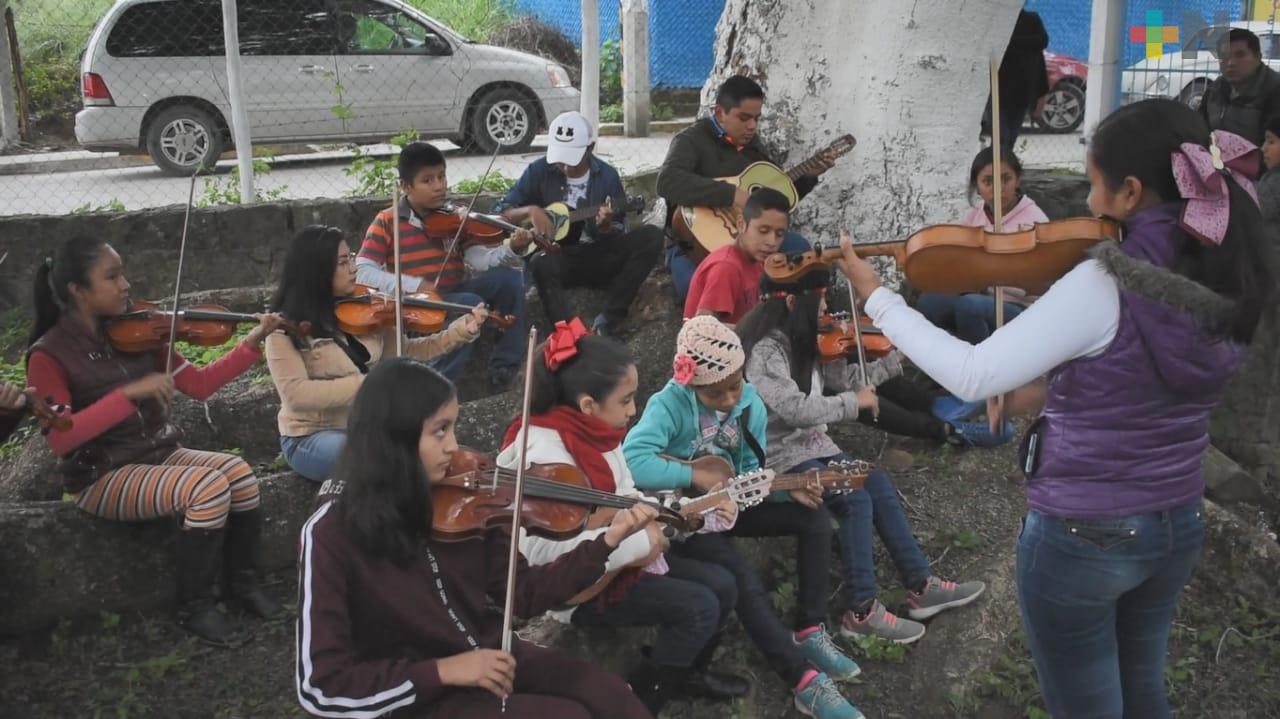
[1179,79,1210,110]
[145,105,225,176]
[1035,81,1085,134]
[468,88,537,154]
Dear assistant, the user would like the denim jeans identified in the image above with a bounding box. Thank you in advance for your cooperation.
[791,457,931,609]
[570,554,737,667]
[916,292,1026,344]
[433,266,527,379]
[1017,502,1205,719]
[672,532,809,686]
[666,230,810,302]
[280,430,347,483]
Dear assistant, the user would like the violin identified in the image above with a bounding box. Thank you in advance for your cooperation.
[430,447,695,543]
[817,312,894,362]
[334,285,515,336]
[106,300,310,354]
[764,217,1120,296]
[423,203,557,256]
[18,391,73,433]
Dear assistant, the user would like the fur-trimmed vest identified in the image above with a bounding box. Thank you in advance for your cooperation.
[1022,203,1244,519]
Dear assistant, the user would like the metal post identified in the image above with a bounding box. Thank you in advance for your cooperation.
[221,0,256,202]
[1082,0,1128,139]
[0,2,19,148]
[580,0,600,130]
[621,0,650,137]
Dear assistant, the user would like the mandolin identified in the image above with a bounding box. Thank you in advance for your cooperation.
[672,134,857,260]
[672,455,871,510]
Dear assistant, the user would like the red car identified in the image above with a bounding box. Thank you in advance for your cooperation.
[1034,51,1088,133]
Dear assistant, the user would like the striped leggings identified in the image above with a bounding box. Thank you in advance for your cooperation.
[75,448,260,530]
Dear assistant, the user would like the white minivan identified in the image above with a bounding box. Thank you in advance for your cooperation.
[75,0,579,174]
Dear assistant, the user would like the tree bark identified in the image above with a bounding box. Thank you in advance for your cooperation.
[704,0,1024,244]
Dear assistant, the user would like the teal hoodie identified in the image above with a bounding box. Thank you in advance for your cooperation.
[623,378,769,491]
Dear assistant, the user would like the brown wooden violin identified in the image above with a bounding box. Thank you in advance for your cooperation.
[764,217,1120,296]
[429,447,695,543]
[817,312,895,362]
[106,300,311,354]
[423,203,557,255]
[334,285,515,337]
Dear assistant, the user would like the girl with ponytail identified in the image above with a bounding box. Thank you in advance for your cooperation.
[25,236,285,647]
[842,99,1276,717]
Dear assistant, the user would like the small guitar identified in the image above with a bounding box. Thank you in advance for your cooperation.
[674,455,871,511]
[672,134,857,260]
[538,195,647,244]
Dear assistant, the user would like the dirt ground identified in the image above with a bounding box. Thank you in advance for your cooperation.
[3,399,1277,719]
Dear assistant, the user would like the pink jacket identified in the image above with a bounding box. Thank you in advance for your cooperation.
[959,195,1050,304]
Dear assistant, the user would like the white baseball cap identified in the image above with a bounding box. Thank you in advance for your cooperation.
[546,111,594,166]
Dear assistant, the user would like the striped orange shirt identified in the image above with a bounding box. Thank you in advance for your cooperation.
[358,200,473,292]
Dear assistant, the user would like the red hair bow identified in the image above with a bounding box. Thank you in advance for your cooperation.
[544,317,591,371]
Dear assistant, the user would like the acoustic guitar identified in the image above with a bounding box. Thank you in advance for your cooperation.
[563,476,770,607]
[677,455,872,510]
[671,134,857,260]
[517,195,647,252]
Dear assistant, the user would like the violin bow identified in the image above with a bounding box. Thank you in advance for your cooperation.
[434,138,507,290]
[498,326,539,713]
[989,54,1008,428]
[392,181,404,357]
[164,168,201,376]
[841,243,874,410]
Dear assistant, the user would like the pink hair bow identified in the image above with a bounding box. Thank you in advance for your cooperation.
[1171,130,1260,246]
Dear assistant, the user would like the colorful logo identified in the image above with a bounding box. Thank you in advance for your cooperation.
[1129,10,1180,59]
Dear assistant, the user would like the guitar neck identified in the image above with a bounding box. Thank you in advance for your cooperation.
[769,468,866,492]
[678,491,727,518]
[807,242,903,262]
[784,135,856,181]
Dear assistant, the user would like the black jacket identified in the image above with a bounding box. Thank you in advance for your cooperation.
[1199,62,1280,148]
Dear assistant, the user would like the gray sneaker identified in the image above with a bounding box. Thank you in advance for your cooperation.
[906,576,986,620]
[838,600,926,644]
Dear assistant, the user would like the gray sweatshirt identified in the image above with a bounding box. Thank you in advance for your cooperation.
[745,332,903,473]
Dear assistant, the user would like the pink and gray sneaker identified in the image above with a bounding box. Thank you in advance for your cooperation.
[838,600,926,645]
[906,576,986,620]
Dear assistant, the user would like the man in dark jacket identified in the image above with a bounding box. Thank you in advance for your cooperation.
[1200,28,1280,156]
[656,75,834,299]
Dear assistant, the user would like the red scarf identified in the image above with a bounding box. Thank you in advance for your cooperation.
[501,406,627,493]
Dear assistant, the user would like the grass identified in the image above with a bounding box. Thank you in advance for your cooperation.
[395,0,515,43]
[10,0,114,121]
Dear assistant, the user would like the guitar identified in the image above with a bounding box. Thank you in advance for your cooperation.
[537,195,647,244]
[672,134,857,260]
[675,455,872,511]
[563,479,767,607]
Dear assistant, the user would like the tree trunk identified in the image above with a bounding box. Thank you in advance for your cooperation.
[704,0,1023,244]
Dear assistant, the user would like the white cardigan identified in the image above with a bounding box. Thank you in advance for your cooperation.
[499,425,654,622]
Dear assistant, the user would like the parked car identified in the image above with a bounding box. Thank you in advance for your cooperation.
[76,0,579,175]
[1121,20,1280,109]
[1033,50,1087,133]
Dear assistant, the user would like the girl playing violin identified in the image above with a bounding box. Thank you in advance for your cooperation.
[737,267,986,645]
[265,225,485,483]
[498,319,746,714]
[295,357,656,719]
[844,99,1275,718]
[624,315,865,719]
[25,235,285,646]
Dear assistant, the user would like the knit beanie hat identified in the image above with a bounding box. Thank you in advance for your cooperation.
[673,315,745,387]
[759,265,831,302]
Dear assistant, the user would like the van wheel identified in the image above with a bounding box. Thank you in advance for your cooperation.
[145,105,225,176]
[469,88,536,154]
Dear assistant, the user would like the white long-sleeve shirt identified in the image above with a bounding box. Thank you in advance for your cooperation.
[864,259,1121,401]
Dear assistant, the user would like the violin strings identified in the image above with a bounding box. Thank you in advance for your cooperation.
[446,469,669,513]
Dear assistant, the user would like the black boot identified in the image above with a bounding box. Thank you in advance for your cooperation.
[176,528,240,647]
[626,659,687,716]
[224,509,285,620]
[683,634,749,699]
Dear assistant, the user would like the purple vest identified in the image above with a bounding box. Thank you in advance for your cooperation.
[1023,204,1244,519]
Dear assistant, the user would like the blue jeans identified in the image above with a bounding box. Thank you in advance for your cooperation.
[280,430,347,482]
[666,230,810,302]
[433,266,527,379]
[571,554,737,667]
[791,456,931,609]
[1017,502,1205,719]
[916,292,1026,344]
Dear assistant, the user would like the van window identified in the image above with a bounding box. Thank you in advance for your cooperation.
[335,0,451,55]
[105,0,335,58]
[105,0,225,57]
